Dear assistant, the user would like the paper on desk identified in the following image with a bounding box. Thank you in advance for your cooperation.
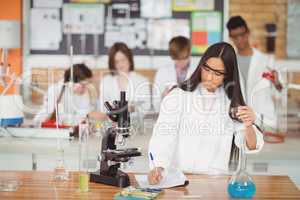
[135,168,188,189]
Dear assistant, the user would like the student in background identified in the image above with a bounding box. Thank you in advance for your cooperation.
[91,42,151,120]
[34,63,94,126]
[152,36,196,111]
[226,16,282,130]
[148,42,264,184]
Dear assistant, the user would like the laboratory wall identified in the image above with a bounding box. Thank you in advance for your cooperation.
[230,0,287,58]
[0,0,22,94]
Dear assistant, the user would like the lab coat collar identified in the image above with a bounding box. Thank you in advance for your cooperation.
[174,61,190,71]
[197,83,222,96]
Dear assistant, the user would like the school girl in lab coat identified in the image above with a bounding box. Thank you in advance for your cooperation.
[34,64,94,126]
[148,42,264,184]
[91,42,151,120]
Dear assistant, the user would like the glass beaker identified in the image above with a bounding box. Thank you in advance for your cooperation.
[78,122,89,192]
[227,132,256,198]
[54,139,69,181]
[87,118,104,172]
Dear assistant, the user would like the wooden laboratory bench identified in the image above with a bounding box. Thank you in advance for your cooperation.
[0,171,300,199]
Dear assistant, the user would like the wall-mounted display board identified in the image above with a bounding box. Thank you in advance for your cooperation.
[28,0,224,56]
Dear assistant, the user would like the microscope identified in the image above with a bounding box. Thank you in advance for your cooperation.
[90,91,141,187]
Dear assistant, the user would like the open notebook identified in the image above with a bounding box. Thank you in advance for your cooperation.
[135,168,189,189]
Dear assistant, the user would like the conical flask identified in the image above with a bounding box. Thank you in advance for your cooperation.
[227,132,256,198]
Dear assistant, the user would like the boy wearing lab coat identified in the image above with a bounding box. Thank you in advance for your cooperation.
[152,36,196,111]
[226,16,282,130]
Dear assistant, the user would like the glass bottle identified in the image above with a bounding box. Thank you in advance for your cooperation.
[227,132,256,198]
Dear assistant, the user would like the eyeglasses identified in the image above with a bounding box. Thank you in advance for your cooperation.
[202,63,226,77]
[229,30,248,40]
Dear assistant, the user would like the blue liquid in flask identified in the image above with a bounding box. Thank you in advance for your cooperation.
[227,181,256,199]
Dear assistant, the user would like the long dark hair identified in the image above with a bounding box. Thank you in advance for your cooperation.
[179,42,245,169]
[108,42,134,75]
[49,63,92,120]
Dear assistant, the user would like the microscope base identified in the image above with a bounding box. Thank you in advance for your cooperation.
[90,170,130,188]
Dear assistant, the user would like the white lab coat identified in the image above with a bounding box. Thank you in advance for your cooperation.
[239,48,277,129]
[34,81,93,125]
[98,71,151,114]
[148,85,264,174]
[152,65,196,111]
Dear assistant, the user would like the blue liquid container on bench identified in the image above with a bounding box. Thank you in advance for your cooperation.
[227,132,256,199]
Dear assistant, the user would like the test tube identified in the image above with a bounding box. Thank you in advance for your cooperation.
[78,122,89,192]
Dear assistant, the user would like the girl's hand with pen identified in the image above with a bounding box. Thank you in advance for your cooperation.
[148,167,164,185]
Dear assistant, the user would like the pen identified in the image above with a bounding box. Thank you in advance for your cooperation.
[149,152,158,174]
[141,188,162,193]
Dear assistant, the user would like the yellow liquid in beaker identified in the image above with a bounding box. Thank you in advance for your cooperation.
[79,173,89,192]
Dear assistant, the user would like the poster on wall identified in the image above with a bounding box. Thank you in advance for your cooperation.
[172,0,214,11]
[63,3,105,34]
[191,11,221,54]
[105,18,147,49]
[110,0,140,18]
[33,0,63,8]
[30,8,62,50]
[141,0,172,18]
[147,19,190,50]
[70,0,111,3]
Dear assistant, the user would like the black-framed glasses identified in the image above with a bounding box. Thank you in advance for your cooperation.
[202,63,226,77]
